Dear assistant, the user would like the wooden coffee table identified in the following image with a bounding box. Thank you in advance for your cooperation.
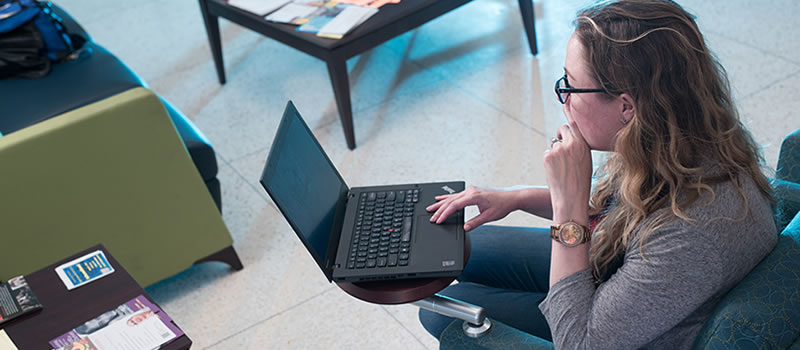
[198,0,537,149]
[0,245,191,350]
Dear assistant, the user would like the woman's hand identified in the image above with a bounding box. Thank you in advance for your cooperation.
[426,186,518,232]
[544,121,593,224]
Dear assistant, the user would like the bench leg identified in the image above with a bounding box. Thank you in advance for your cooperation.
[518,0,538,55]
[199,0,227,84]
[326,58,356,150]
[194,245,243,270]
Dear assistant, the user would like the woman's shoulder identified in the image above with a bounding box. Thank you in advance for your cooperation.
[632,174,777,268]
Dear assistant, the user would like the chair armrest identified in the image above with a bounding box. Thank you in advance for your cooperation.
[439,318,554,350]
[775,179,800,231]
[777,129,800,184]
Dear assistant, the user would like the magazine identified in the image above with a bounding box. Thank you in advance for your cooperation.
[0,276,43,326]
[49,295,183,350]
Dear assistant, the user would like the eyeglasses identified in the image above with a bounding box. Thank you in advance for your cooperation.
[554,74,605,104]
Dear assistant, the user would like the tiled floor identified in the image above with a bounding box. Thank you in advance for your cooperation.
[57,0,799,348]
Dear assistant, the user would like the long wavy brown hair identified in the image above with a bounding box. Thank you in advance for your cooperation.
[575,0,774,282]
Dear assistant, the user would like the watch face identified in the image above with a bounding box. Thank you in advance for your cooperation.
[560,223,583,246]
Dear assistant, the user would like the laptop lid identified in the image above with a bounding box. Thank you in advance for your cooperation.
[260,101,349,282]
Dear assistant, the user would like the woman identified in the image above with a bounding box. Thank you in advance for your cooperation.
[418,0,777,348]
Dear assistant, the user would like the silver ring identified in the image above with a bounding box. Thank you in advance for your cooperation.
[550,137,562,148]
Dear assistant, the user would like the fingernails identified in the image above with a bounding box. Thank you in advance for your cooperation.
[464,224,471,231]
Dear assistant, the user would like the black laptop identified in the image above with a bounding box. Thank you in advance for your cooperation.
[259,101,465,282]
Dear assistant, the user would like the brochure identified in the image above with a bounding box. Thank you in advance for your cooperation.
[49,295,183,350]
[266,1,378,39]
[0,276,43,326]
[229,0,291,15]
[54,250,115,291]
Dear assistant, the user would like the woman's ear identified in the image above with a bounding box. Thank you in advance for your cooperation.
[619,93,636,124]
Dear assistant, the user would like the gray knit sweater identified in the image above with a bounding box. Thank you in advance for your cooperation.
[539,175,777,349]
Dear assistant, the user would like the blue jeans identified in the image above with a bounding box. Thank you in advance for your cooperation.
[418,225,553,341]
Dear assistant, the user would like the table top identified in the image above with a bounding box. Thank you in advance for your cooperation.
[0,245,191,350]
[207,0,473,51]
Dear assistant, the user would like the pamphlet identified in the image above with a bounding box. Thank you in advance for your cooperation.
[0,276,43,326]
[54,250,115,290]
[317,5,378,39]
[228,0,291,15]
[265,1,378,39]
[49,295,183,350]
[0,330,18,350]
[265,3,319,24]
[337,0,400,8]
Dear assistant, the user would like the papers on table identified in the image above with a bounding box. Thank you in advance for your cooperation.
[337,0,400,8]
[265,3,319,25]
[229,0,291,15]
[317,5,378,39]
[0,330,18,350]
[263,1,379,39]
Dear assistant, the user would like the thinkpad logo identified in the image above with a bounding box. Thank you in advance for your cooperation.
[441,185,455,194]
[442,260,455,267]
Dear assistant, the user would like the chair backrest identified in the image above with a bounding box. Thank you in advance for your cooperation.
[0,87,233,286]
[692,212,800,349]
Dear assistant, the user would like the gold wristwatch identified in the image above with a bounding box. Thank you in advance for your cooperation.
[550,221,591,247]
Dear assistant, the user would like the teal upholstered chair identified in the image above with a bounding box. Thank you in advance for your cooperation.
[439,129,800,350]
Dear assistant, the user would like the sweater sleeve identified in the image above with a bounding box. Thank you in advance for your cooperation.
[538,222,727,349]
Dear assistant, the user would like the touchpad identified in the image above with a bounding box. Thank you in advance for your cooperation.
[416,214,460,243]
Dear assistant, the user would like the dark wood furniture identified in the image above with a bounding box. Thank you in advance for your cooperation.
[198,0,537,149]
[0,245,191,350]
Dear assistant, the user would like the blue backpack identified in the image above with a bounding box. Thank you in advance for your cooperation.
[0,0,85,78]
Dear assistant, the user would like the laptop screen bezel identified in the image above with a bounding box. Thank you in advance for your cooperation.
[259,101,350,282]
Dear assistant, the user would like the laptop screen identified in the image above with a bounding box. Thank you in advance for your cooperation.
[260,102,348,275]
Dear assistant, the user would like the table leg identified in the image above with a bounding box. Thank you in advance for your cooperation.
[198,0,227,84]
[518,0,538,55]
[327,58,356,150]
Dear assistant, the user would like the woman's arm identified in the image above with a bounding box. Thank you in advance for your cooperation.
[505,185,553,220]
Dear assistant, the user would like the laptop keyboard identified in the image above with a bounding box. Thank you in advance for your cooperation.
[347,189,419,269]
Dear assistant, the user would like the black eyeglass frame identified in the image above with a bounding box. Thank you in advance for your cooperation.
[554,74,606,104]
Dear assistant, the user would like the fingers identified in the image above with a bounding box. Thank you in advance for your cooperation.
[426,194,454,212]
[432,196,472,224]
[464,214,490,232]
[569,120,588,145]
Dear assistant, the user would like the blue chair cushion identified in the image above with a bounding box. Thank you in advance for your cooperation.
[693,212,800,349]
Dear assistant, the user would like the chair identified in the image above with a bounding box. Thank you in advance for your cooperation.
[437,129,800,349]
[0,88,241,287]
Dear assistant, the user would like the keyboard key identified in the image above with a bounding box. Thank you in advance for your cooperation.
[348,262,355,269]
[386,191,396,201]
[388,255,398,266]
[356,263,366,268]
[368,192,376,201]
[401,217,412,242]
[400,247,410,254]
[377,257,387,267]
[399,259,409,266]
[377,192,387,198]
[367,260,377,268]
[389,248,399,254]
[399,253,410,260]
[378,251,388,257]
[397,191,405,203]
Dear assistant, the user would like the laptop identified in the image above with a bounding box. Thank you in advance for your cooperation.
[259,101,465,283]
